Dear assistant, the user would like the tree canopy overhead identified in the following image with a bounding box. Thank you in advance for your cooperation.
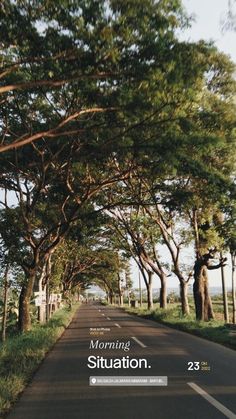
[0,0,236,330]
[0,0,191,152]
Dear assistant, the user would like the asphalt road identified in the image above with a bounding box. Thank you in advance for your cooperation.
[7,303,236,419]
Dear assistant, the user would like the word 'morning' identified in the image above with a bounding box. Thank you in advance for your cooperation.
[89,339,131,352]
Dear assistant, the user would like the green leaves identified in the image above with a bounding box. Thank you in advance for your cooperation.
[0,0,235,314]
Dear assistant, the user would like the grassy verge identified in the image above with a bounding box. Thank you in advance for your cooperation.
[125,304,236,350]
[0,304,79,417]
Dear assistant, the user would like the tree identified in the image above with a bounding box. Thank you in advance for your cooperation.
[104,167,192,314]
[1,0,236,328]
[0,238,22,339]
[0,260,10,342]
[0,0,190,152]
[106,204,165,309]
[0,135,134,331]
[90,251,122,305]
[221,0,236,31]
[101,40,236,318]
[141,188,193,316]
[193,249,227,321]
[231,246,236,324]
[219,204,236,323]
[0,0,191,329]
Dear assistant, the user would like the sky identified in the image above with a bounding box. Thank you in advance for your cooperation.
[181,0,236,63]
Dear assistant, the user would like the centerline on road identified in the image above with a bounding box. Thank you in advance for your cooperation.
[131,336,147,348]
[6,304,236,419]
[188,382,236,419]
[96,310,147,349]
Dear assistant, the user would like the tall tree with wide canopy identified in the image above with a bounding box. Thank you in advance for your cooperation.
[0,0,190,152]
[0,0,191,330]
[1,0,236,328]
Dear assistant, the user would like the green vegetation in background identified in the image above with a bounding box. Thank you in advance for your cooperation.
[0,304,79,417]
[125,303,236,350]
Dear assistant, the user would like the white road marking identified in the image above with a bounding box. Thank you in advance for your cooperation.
[115,323,121,328]
[106,317,111,320]
[188,382,236,419]
[131,336,147,348]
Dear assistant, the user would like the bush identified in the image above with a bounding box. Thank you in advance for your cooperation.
[0,304,79,417]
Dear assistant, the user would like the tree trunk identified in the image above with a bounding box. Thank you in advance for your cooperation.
[193,262,214,321]
[117,274,123,307]
[109,291,114,305]
[193,281,204,321]
[46,283,51,321]
[220,252,229,323]
[231,253,236,324]
[141,250,167,309]
[180,281,190,316]
[18,270,36,332]
[1,263,9,342]
[37,263,46,323]
[147,272,153,310]
[119,293,124,307]
[38,303,46,323]
[44,255,52,321]
[138,264,153,310]
[159,274,167,309]
[204,279,214,321]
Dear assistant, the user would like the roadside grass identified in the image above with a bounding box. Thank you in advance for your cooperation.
[125,304,236,350]
[0,304,79,417]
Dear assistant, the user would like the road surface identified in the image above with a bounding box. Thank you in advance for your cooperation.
[7,303,236,419]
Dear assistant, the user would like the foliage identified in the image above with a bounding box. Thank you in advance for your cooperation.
[0,0,236,327]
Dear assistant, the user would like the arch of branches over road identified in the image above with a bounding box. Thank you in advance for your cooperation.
[0,0,236,334]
